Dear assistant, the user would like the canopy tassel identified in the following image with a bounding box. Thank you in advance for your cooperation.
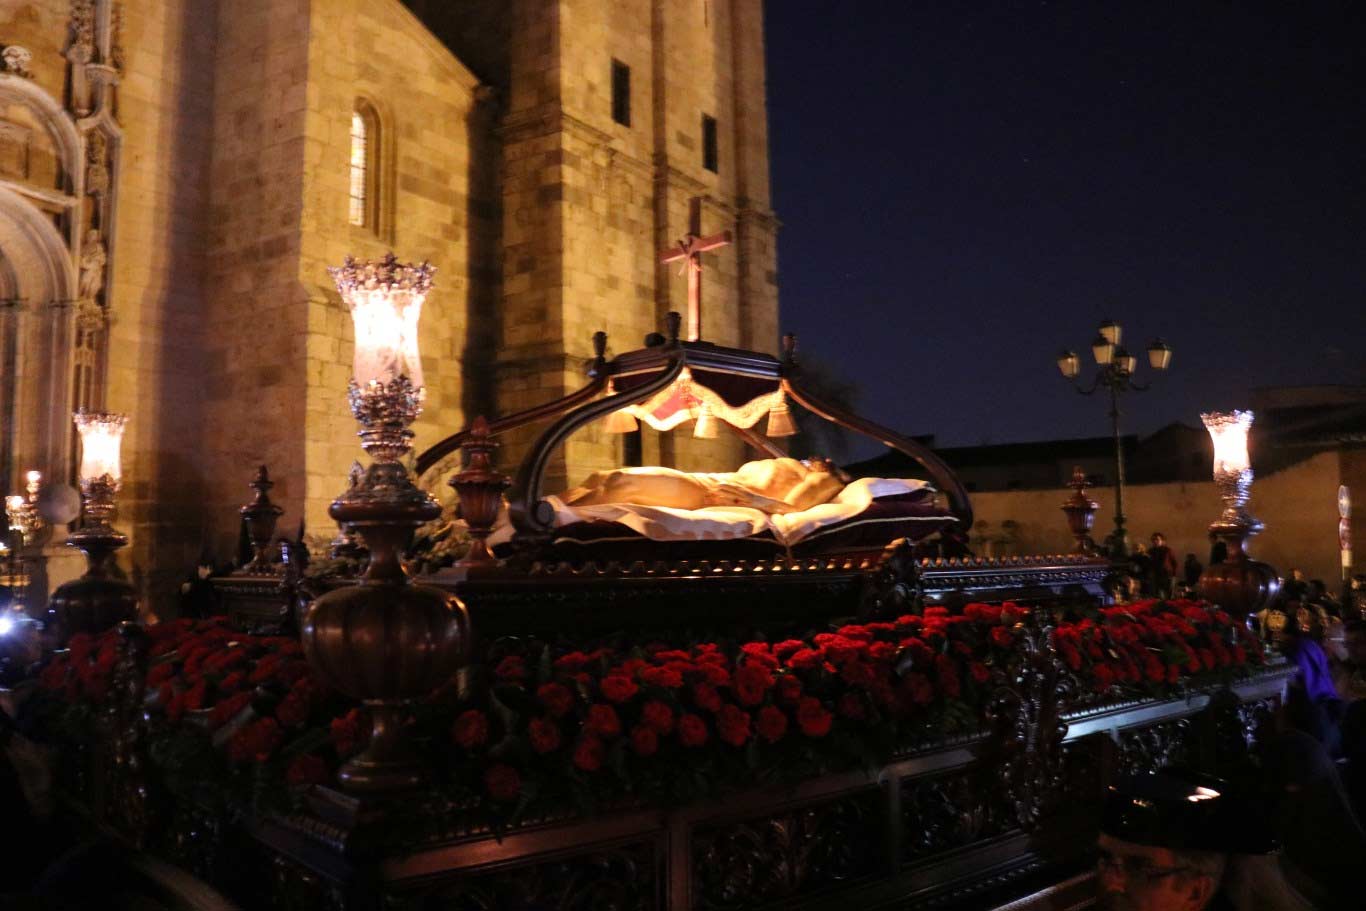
[765,395,797,438]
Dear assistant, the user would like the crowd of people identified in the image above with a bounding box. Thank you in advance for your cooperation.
[1098,553,1366,909]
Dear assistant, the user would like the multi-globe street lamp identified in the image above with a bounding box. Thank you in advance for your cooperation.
[1056,320,1172,559]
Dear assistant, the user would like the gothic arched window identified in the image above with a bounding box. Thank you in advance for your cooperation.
[349,102,380,230]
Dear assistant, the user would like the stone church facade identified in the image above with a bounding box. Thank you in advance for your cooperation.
[0,0,778,608]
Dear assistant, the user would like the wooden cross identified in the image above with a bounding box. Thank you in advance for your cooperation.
[659,197,732,342]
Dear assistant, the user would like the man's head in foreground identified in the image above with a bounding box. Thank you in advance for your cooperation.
[1097,770,1272,911]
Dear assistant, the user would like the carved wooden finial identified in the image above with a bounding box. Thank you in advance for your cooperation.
[450,416,510,566]
[782,333,797,363]
[665,311,682,342]
[592,330,607,361]
[239,464,284,573]
[1060,466,1099,556]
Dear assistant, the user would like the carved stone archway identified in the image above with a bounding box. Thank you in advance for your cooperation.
[0,184,78,489]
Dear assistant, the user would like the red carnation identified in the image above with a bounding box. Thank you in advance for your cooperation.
[935,654,961,699]
[600,674,639,704]
[756,705,788,743]
[147,663,175,687]
[275,691,310,728]
[528,716,562,754]
[229,717,283,764]
[773,640,806,660]
[585,704,622,739]
[184,679,209,711]
[692,683,722,713]
[554,651,592,673]
[537,681,575,717]
[796,697,833,738]
[969,662,991,684]
[677,713,709,747]
[452,709,490,750]
[837,692,866,721]
[639,665,685,689]
[641,700,675,735]
[716,704,751,747]
[903,672,934,707]
[1093,663,1117,692]
[494,655,528,681]
[209,691,252,730]
[697,663,732,687]
[286,754,330,787]
[157,683,173,708]
[787,648,823,671]
[630,724,660,757]
[166,690,187,722]
[733,664,774,706]
[839,659,876,688]
[990,627,1015,648]
[331,708,365,756]
[484,763,521,802]
[775,674,803,705]
[573,736,606,772]
[219,671,246,693]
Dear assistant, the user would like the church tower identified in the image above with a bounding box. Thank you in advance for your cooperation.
[417,0,780,491]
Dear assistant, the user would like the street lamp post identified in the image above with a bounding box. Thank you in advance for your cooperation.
[1055,321,1172,560]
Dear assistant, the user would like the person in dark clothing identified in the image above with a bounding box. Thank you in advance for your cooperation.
[1259,730,1366,908]
[1147,532,1179,599]
[1277,608,1344,755]
[1183,553,1203,590]
[1281,568,1308,604]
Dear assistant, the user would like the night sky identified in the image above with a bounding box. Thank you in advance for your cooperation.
[765,3,1366,456]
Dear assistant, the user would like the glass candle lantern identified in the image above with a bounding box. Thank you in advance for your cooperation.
[73,411,128,483]
[1202,410,1254,483]
[329,254,432,391]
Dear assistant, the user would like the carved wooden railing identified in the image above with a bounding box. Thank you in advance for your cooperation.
[55,614,1291,911]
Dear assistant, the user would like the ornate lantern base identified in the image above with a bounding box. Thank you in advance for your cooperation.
[47,526,137,645]
[1197,499,1279,621]
[300,462,469,793]
[47,476,137,644]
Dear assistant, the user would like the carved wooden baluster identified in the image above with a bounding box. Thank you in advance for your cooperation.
[449,416,511,566]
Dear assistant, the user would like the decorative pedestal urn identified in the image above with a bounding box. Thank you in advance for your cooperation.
[1059,466,1099,554]
[1196,411,1279,619]
[48,412,138,644]
[300,254,470,792]
[238,465,284,574]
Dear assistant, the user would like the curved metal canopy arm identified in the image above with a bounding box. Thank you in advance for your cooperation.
[781,376,974,532]
[413,376,609,478]
[508,353,688,536]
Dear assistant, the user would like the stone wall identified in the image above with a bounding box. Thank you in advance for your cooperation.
[105,0,218,608]
[969,450,1347,585]
[295,0,488,539]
